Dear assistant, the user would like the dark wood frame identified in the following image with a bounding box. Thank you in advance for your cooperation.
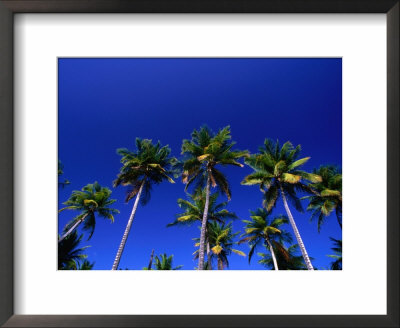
[0,1,398,327]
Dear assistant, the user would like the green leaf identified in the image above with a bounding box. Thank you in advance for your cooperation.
[161,172,175,184]
[232,249,246,257]
[148,163,166,172]
[83,199,99,207]
[299,172,322,183]
[265,226,281,234]
[321,189,341,197]
[197,154,212,161]
[245,227,259,234]
[58,206,78,213]
[274,160,286,176]
[177,215,195,222]
[282,173,301,184]
[287,157,310,170]
[241,177,263,185]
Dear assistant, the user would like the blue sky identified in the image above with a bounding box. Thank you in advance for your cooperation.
[58,58,342,270]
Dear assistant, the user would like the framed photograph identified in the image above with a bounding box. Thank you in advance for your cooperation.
[0,0,398,327]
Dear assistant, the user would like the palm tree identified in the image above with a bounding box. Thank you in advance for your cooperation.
[242,139,321,270]
[239,208,292,270]
[59,182,119,242]
[58,160,70,188]
[327,237,342,270]
[58,230,90,270]
[167,189,238,269]
[258,244,309,270]
[181,126,248,270]
[152,254,183,270]
[194,221,245,270]
[112,138,177,270]
[303,165,342,232]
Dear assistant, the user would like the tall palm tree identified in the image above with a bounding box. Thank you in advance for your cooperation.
[168,189,238,268]
[239,208,292,270]
[58,230,90,270]
[258,244,309,270]
[167,189,238,269]
[303,165,342,232]
[181,126,248,270]
[242,139,321,270]
[59,182,119,242]
[194,222,245,270]
[153,254,183,270]
[327,237,342,270]
[112,138,177,270]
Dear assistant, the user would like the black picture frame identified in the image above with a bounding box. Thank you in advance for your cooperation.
[0,1,398,327]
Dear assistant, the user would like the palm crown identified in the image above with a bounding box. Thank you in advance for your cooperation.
[153,253,183,270]
[239,208,292,264]
[114,138,177,204]
[303,165,342,231]
[60,182,119,240]
[77,260,95,270]
[327,237,342,270]
[58,230,90,270]
[167,189,238,228]
[258,244,309,270]
[181,126,248,199]
[194,221,245,270]
[242,139,321,212]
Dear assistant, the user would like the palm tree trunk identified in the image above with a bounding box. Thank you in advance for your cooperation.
[58,213,88,243]
[265,238,279,270]
[206,239,212,270]
[198,173,211,270]
[205,226,212,270]
[147,249,155,270]
[217,258,223,270]
[279,185,314,270]
[112,180,145,270]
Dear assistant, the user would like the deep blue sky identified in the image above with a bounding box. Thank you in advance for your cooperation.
[58,58,342,270]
